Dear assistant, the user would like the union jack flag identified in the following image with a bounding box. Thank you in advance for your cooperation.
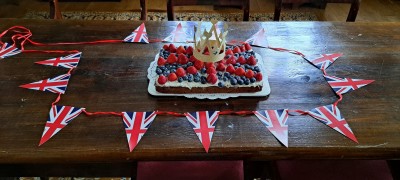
[305,53,343,70]
[245,28,268,48]
[324,75,375,95]
[0,43,22,59]
[123,23,149,43]
[35,52,82,69]
[254,109,289,147]
[163,23,188,43]
[184,111,219,152]
[308,104,358,143]
[19,73,71,94]
[122,111,157,152]
[39,105,84,146]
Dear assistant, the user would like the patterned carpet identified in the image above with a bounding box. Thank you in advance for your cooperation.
[24,11,319,21]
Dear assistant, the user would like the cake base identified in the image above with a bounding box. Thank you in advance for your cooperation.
[156,86,262,94]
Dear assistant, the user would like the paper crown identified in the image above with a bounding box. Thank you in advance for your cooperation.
[193,21,228,63]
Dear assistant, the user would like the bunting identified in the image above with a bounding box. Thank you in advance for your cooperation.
[0,42,22,59]
[35,52,82,69]
[19,74,71,94]
[305,53,343,70]
[245,28,268,48]
[122,111,157,152]
[184,111,219,152]
[163,23,188,43]
[324,75,375,95]
[123,23,149,43]
[254,109,289,147]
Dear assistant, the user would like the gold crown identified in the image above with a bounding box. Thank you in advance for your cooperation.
[193,21,228,63]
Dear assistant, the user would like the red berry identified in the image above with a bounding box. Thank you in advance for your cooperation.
[240,45,246,52]
[167,53,177,64]
[247,56,257,65]
[226,56,237,65]
[158,75,167,85]
[176,67,186,77]
[244,43,252,51]
[194,60,204,70]
[186,46,194,55]
[216,63,226,71]
[218,59,226,64]
[205,62,215,69]
[225,49,234,55]
[235,67,245,76]
[207,67,217,74]
[187,66,197,74]
[255,73,263,81]
[207,74,218,84]
[226,64,235,74]
[178,53,188,64]
[233,46,241,53]
[237,56,246,65]
[203,46,209,54]
[189,55,198,62]
[245,70,254,78]
[169,44,176,53]
[163,44,169,50]
[157,56,167,66]
[176,46,186,54]
[168,73,178,81]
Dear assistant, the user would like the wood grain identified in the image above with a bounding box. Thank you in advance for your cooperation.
[0,20,399,168]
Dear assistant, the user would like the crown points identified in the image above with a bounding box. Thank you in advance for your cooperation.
[193,21,228,63]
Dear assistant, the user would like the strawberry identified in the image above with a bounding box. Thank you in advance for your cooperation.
[240,45,246,52]
[186,46,194,55]
[247,56,257,65]
[255,73,263,81]
[226,64,235,74]
[157,56,167,66]
[194,60,204,70]
[168,73,178,81]
[163,44,169,50]
[207,73,218,84]
[189,55,198,62]
[225,49,234,55]
[235,67,245,76]
[187,66,197,74]
[226,56,237,65]
[176,46,186,54]
[176,67,186,77]
[233,46,241,53]
[158,75,167,85]
[237,56,246,65]
[167,53,177,64]
[206,67,217,74]
[244,43,252,51]
[205,62,215,69]
[169,44,176,53]
[217,59,226,64]
[245,70,254,78]
[203,46,209,54]
[178,53,188,64]
[216,63,226,71]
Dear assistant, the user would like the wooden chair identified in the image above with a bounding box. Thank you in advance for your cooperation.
[49,0,147,20]
[274,0,361,22]
[167,0,250,21]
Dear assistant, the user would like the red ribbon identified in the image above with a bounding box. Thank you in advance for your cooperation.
[82,109,123,117]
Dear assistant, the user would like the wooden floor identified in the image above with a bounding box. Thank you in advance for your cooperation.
[0,0,399,22]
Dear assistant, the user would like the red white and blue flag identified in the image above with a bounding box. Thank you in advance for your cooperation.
[245,28,268,48]
[254,109,289,147]
[184,111,219,152]
[305,53,343,70]
[308,104,358,143]
[163,23,188,43]
[122,111,157,152]
[19,73,71,94]
[0,43,22,59]
[324,75,375,95]
[35,52,82,69]
[39,105,84,146]
[123,23,149,43]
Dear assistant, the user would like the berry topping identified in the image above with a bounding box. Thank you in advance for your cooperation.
[226,64,235,74]
[244,43,252,51]
[205,62,215,69]
[157,56,167,66]
[178,53,189,64]
[226,56,237,65]
[207,74,218,84]
[237,56,246,65]
[245,70,255,78]
[169,44,176,53]
[216,63,226,71]
[176,67,186,77]
[163,44,169,50]
[186,46,194,55]
[187,66,197,74]
[225,49,234,55]
[235,67,246,76]
[218,82,224,88]
[189,55,198,62]
[168,73,178,81]
[233,46,241,53]
[255,73,263,81]
[167,53,177,64]
[178,77,183,82]
[206,67,217,74]
[176,46,186,54]
[240,45,246,52]
[247,56,257,66]
[158,75,167,85]
[194,60,204,70]
[230,78,237,85]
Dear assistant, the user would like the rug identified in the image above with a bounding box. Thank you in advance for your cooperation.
[24,11,319,21]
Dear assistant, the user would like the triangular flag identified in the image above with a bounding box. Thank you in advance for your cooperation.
[35,52,82,69]
[0,42,22,59]
[324,75,375,95]
[39,105,84,146]
[254,109,289,147]
[305,53,343,70]
[245,28,268,48]
[184,111,219,152]
[163,23,188,43]
[122,111,157,152]
[19,74,71,94]
[123,23,149,43]
[308,104,358,143]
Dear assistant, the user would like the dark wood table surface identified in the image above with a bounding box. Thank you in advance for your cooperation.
[0,19,399,177]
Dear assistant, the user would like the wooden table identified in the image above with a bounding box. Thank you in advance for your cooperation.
[0,19,399,178]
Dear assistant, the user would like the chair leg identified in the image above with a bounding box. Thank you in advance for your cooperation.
[140,0,147,21]
[49,0,62,19]
[243,0,250,21]
[346,0,360,22]
[167,0,174,21]
[274,0,282,21]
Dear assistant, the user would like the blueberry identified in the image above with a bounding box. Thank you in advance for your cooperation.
[244,79,250,85]
[217,72,223,76]
[218,82,224,88]
[250,77,256,83]
[201,68,207,74]
[254,66,260,72]
[201,76,207,84]
[165,64,171,69]
[194,76,201,82]
[234,53,239,58]
[235,63,241,67]
[236,76,241,81]
[188,75,194,82]
[230,78,237,85]
[178,77,183,82]
[184,45,187,49]
[187,62,193,66]
[177,64,182,68]
[159,66,166,70]
[224,72,230,77]
[218,76,223,80]
[224,55,231,59]
[222,77,228,81]
[194,72,200,77]
[170,69,176,73]
[241,76,247,81]
[237,79,244,85]
[156,68,163,75]
[182,75,188,80]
